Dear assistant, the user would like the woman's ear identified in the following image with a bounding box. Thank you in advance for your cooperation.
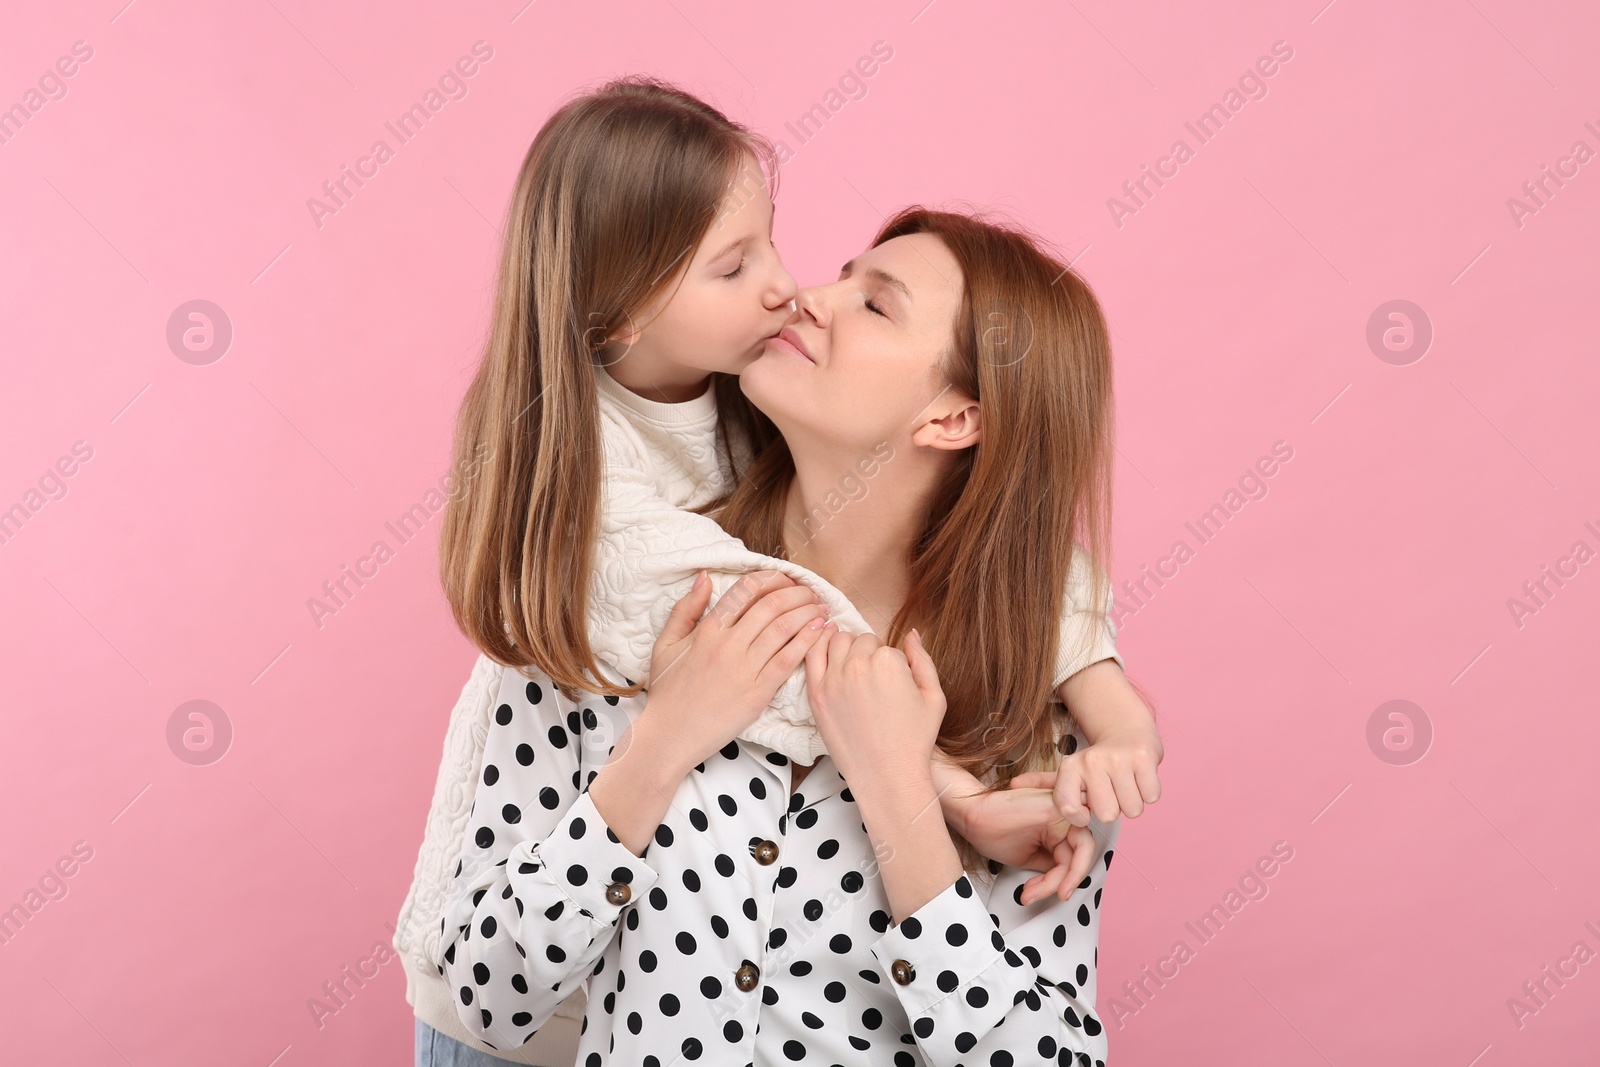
[911,396,980,452]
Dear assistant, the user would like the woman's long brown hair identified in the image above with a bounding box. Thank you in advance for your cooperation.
[439,76,779,697]
[712,206,1120,879]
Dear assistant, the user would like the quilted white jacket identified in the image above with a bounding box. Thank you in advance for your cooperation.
[394,364,1122,1060]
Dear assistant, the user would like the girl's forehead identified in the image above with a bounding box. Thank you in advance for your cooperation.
[697,166,773,258]
[719,166,772,219]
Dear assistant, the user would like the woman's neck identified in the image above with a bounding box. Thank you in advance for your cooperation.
[779,443,939,637]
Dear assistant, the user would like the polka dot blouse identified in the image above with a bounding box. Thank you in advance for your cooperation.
[435,664,1116,1066]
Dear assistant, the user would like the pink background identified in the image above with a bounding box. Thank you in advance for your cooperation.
[3,0,1598,1063]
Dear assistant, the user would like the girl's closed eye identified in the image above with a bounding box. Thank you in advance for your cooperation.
[723,259,746,279]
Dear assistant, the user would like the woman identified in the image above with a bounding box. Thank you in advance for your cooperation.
[435,208,1119,1066]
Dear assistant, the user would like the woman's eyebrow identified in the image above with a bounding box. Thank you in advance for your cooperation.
[839,260,913,302]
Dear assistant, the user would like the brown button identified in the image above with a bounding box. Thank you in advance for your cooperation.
[734,963,760,991]
[890,959,916,985]
[752,840,779,865]
[604,882,631,906]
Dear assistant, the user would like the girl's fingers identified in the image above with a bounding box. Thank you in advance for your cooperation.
[1134,760,1163,807]
[1111,768,1146,819]
[1053,763,1090,826]
[1084,769,1121,825]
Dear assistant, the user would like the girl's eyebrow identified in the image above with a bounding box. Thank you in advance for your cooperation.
[839,259,913,302]
[706,235,746,263]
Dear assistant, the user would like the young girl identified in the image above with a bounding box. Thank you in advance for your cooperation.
[395,76,1162,1064]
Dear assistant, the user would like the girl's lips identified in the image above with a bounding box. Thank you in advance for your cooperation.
[767,327,814,363]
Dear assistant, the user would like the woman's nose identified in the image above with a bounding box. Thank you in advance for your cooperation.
[795,286,829,327]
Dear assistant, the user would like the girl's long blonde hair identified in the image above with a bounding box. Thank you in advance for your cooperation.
[440,76,779,696]
[713,206,1125,877]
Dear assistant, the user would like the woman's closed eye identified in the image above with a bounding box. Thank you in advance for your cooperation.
[864,296,887,317]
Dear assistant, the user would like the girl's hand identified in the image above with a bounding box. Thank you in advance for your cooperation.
[804,627,946,799]
[1043,726,1164,825]
[638,569,830,775]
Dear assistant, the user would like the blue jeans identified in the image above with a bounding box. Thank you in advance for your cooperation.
[415,1017,533,1067]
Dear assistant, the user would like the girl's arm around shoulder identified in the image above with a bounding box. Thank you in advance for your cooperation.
[596,410,870,626]
[592,412,877,758]
[1053,659,1163,822]
[1047,544,1164,823]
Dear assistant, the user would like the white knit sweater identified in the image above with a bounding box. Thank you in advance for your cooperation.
[394,363,1123,1060]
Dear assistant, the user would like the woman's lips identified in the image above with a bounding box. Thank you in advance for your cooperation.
[767,327,813,363]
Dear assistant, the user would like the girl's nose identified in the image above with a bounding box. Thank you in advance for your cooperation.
[767,260,799,310]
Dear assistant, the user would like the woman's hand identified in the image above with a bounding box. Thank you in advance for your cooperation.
[934,755,1100,905]
[1015,819,1101,906]
[803,627,946,803]
[806,626,964,921]
[635,569,831,777]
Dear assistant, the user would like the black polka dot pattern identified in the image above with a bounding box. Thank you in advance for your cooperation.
[435,664,1115,1065]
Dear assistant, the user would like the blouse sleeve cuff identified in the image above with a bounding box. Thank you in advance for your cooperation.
[519,790,661,926]
[868,872,1036,1021]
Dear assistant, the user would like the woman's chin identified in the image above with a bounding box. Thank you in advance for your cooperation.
[739,351,804,410]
